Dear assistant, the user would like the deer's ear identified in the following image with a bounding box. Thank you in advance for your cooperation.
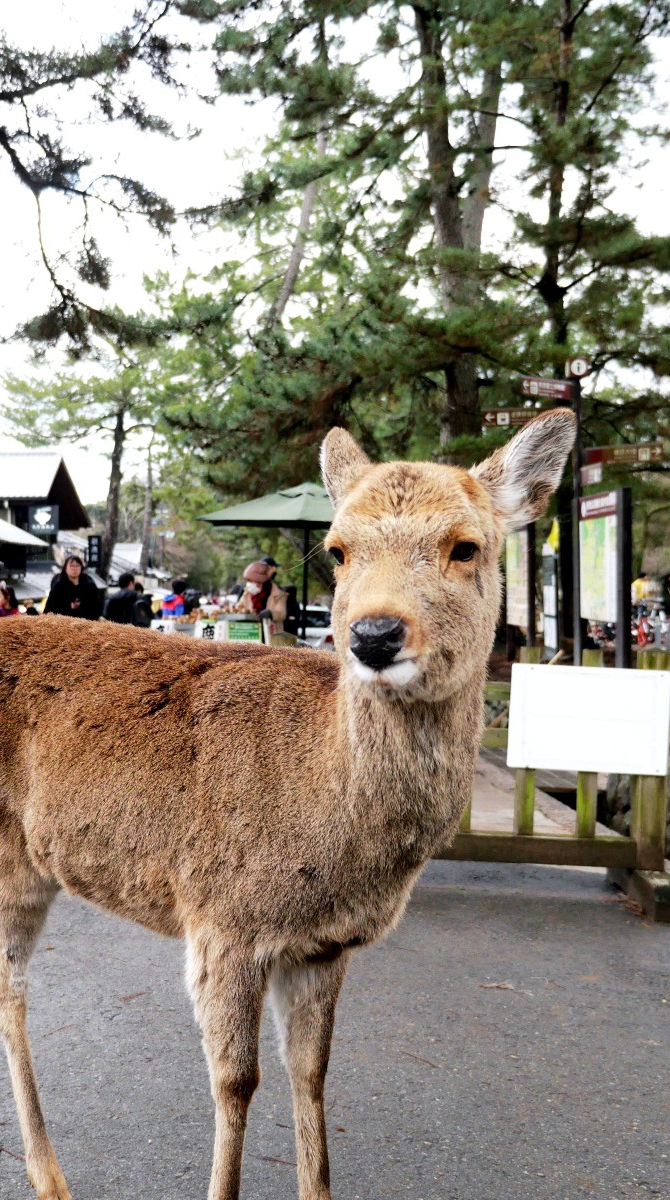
[470,408,576,530]
[321,428,371,508]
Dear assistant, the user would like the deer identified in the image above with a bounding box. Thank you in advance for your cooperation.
[0,408,575,1200]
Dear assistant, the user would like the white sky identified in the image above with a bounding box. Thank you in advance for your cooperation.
[1,2,669,503]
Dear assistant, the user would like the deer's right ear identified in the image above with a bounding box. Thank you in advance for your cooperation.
[321,428,371,508]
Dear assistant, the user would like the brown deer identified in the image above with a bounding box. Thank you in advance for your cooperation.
[0,409,575,1200]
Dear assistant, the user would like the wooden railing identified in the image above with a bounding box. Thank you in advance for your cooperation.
[438,648,669,873]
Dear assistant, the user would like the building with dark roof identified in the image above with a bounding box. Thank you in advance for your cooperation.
[0,450,93,601]
[0,450,90,533]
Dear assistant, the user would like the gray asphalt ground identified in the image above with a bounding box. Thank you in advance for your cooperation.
[1,860,669,1200]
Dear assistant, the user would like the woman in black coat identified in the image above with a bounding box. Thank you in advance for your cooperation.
[44,555,103,621]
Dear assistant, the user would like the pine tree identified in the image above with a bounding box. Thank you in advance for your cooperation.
[1,1,186,350]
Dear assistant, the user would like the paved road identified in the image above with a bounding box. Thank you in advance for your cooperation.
[1,861,668,1200]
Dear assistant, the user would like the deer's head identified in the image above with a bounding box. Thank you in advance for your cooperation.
[321,409,576,702]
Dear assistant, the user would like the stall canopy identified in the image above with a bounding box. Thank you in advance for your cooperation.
[199,482,334,638]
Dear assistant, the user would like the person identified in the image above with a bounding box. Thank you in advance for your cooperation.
[260,555,281,579]
[43,555,103,621]
[22,598,39,616]
[631,572,654,604]
[161,578,187,618]
[260,555,288,629]
[235,561,272,616]
[0,583,19,617]
[133,582,154,628]
[283,584,302,637]
[236,562,288,630]
[103,572,138,624]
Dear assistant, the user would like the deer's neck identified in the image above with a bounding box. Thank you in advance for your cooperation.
[337,670,485,848]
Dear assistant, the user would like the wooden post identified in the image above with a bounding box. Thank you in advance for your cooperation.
[575,648,603,838]
[527,523,536,647]
[459,798,472,834]
[572,376,583,665]
[630,649,670,871]
[513,646,541,835]
[615,488,632,669]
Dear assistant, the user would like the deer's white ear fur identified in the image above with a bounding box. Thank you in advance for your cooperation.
[470,408,577,530]
[321,428,371,508]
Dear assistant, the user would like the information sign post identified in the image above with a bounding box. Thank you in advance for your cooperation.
[579,488,631,668]
[505,526,536,653]
[616,489,632,670]
[541,542,559,660]
[571,375,584,664]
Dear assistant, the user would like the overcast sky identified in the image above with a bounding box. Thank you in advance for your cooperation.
[1,1,669,503]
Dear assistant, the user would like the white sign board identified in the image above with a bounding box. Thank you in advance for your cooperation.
[507,664,670,776]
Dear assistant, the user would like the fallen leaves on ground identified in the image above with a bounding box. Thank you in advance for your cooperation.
[478,981,534,996]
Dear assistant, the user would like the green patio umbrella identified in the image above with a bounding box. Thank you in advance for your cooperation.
[199,482,334,638]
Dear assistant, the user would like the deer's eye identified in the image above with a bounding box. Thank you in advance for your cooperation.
[451,541,478,563]
[329,546,345,566]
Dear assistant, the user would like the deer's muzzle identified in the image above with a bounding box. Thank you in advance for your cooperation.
[349,616,407,671]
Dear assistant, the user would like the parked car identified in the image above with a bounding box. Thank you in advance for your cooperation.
[302,605,334,650]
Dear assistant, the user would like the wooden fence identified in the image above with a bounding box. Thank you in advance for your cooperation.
[437,648,669,877]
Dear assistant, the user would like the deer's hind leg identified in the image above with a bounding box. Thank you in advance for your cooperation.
[0,814,67,1200]
[269,954,349,1200]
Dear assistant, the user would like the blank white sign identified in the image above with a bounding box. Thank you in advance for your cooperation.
[506,664,670,776]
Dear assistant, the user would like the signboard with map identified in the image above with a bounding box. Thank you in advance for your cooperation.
[579,492,618,621]
[506,530,529,627]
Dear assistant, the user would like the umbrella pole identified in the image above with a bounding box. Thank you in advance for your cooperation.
[301,527,309,640]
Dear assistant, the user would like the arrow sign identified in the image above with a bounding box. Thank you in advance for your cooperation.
[584,443,664,466]
[520,377,575,400]
[482,408,539,428]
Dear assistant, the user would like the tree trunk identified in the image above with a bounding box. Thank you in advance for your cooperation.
[537,4,575,635]
[462,67,502,253]
[264,21,328,333]
[413,3,499,442]
[264,129,328,333]
[139,440,154,575]
[101,408,126,580]
[540,0,573,352]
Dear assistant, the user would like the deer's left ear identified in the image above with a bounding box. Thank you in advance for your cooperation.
[471,408,577,530]
[321,427,371,508]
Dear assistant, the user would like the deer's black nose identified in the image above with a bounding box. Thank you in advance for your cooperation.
[349,616,407,671]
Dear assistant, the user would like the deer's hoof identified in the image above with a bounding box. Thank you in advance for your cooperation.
[27,1156,73,1200]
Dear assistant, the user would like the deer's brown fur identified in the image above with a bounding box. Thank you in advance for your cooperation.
[0,409,575,1200]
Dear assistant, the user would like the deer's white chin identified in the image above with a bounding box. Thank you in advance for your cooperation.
[349,656,420,690]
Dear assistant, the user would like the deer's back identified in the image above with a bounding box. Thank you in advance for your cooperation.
[0,618,342,940]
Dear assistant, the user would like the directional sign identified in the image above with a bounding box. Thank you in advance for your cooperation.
[580,463,603,486]
[483,408,539,428]
[520,376,575,400]
[584,443,664,466]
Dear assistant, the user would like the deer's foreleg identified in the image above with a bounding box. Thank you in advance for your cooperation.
[186,934,267,1200]
[269,954,349,1200]
[0,868,67,1200]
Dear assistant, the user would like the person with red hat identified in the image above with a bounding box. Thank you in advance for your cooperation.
[235,561,288,630]
[237,561,272,615]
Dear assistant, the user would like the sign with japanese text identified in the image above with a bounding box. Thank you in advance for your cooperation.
[520,377,575,400]
[584,443,663,466]
[579,491,617,621]
[506,529,530,628]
